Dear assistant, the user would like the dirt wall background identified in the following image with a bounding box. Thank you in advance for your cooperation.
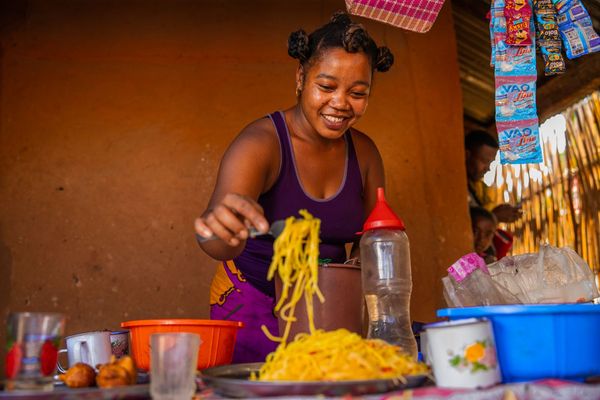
[0,0,472,371]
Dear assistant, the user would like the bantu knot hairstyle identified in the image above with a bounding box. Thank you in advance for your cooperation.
[287,11,394,73]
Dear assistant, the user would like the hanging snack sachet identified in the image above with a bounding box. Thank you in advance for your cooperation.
[504,0,534,46]
[495,75,537,123]
[497,118,543,164]
[553,0,600,59]
[492,0,543,164]
[491,0,507,66]
[533,0,566,75]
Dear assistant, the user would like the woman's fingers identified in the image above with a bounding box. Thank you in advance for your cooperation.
[205,205,245,246]
[222,194,268,233]
[196,193,268,246]
[194,218,213,238]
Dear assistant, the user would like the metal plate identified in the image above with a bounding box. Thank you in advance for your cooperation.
[0,384,150,399]
[199,363,428,398]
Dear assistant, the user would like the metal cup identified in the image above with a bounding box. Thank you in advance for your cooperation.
[56,331,112,373]
[423,318,501,389]
[5,312,66,391]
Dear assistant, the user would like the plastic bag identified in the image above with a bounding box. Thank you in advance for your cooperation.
[443,253,519,307]
[487,244,599,304]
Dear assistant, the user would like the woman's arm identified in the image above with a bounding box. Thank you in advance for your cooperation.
[195,118,280,261]
[349,130,386,260]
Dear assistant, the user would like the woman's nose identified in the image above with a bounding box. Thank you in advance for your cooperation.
[330,92,350,109]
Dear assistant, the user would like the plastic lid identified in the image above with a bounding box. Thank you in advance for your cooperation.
[437,303,600,318]
[359,187,405,233]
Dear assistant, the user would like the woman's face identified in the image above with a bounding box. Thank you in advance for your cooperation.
[297,48,372,140]
[472,216,496,255]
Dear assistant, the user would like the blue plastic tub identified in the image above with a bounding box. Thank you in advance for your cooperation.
[437,304,600,383]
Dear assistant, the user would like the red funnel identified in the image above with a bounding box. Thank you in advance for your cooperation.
[360,187,405,233]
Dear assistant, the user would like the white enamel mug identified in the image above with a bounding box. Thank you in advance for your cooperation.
[57,331,112,372]
[423,318,501,389]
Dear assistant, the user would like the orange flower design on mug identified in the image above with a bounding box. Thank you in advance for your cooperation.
[448,338,497,373]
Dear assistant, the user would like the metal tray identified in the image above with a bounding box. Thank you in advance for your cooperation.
[199,362,428,398]
[0,384,150,399]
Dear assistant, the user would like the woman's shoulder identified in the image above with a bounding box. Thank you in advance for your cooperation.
[236,115,279,143]
[226,114,280,156]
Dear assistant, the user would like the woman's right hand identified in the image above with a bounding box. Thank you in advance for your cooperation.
[195,193,269,247]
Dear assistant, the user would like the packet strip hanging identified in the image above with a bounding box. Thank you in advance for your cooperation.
[491,0,543,165]
[533,0,566,75]
[553,0,600,59]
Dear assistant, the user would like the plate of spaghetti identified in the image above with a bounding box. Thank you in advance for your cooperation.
[200,211,429,397]
[199,362,428,398]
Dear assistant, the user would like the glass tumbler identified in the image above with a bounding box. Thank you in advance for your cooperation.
[5,312,66,391]
[150,332,201,400]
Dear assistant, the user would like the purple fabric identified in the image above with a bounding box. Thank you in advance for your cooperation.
[233,111,365,297]
[210,262,278,363]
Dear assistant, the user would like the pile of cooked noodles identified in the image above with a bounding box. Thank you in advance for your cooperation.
[253,210,429,382]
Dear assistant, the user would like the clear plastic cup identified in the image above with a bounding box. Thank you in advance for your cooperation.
[5,312,66,391]
[150,332,201,400]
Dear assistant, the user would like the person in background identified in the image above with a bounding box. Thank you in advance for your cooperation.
[465,130,522,223]
[194,12,394,363]
[469,206,498,264]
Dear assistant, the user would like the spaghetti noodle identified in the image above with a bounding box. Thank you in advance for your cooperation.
[255,210,428,381]
[260,209,322,344]
[257,329,428,381]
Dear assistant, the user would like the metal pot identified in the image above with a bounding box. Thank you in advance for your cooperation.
[274,263,363,339]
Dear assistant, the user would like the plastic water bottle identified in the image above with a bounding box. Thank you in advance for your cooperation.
[360,187,418,359]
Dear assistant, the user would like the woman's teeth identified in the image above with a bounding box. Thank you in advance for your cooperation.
[323,115,344,123]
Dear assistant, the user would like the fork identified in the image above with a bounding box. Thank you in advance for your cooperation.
[195,219,286,243]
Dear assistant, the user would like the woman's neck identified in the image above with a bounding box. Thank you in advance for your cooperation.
[285,105,344,149]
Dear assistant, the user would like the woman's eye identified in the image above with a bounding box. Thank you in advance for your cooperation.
[318,84,334,92]
[351,92,367,98]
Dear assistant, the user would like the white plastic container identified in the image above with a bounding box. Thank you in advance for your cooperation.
[359,187,417,359]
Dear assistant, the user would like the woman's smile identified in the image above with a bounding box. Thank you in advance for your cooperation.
[321,113,350,130]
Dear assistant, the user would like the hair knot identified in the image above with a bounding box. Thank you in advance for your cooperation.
[375,46,394,72]
[287,29,310,62]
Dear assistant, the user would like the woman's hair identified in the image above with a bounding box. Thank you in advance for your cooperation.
[287,11,394,73]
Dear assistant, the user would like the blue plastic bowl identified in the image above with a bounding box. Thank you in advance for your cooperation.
[437,304,600,383]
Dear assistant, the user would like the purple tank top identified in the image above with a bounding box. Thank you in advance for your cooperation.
[233,111,365,297]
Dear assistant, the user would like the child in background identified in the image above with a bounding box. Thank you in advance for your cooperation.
[470,207,498,264]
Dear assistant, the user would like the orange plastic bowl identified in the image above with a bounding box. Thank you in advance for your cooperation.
[121,319,243,371]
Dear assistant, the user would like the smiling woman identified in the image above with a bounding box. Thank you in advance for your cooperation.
[194,11,394,363]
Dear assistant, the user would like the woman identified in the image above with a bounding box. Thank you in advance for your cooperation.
[195,11,394,363]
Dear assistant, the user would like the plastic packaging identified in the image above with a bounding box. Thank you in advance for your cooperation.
[359,187,417,359]
[534,0,566,75]
[554,0,600,59]
[490,0,507,67]
[495,76,537,122]
[495,43,537,76]
[496,118,543,164]
[504,0,534,45]
[443,253,518,308]
[491,0,542,164]
[487,244,600,303]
